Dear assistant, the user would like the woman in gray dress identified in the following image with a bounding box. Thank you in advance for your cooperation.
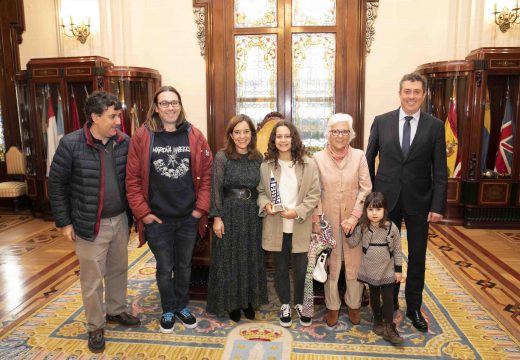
[206,114,268,322]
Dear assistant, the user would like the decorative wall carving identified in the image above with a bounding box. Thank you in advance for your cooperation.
[193,7,205,57]
[366,1,379,55]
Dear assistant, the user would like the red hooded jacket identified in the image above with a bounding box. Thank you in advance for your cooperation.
[126,123,213,247]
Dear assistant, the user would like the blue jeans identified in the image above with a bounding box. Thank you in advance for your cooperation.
[145,215,199,313]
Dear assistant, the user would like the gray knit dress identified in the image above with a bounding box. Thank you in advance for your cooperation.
[346,221,402,286]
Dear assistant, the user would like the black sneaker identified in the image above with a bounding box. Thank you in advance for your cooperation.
[175,307,198,329]
[160,312,175,333]
[279,304,292,327]
[106,312,141,327]
[88,328,105,353]
[294,304,312,326]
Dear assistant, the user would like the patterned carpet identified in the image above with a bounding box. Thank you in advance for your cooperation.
[0,231,519,359]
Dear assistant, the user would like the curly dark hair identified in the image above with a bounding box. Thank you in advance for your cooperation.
[358,192,389,231]
[264,120,307,168]
[223,114,262,160]
[84,91,122,123]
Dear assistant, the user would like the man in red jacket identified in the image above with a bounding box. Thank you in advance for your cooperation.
[126,86,213,333]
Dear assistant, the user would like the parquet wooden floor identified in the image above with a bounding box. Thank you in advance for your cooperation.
[0,216,79,334]
[429,224,520,340]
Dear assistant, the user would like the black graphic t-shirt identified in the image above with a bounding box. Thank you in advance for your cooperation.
[149,122,195,219]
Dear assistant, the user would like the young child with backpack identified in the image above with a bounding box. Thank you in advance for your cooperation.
[346,192,404,344]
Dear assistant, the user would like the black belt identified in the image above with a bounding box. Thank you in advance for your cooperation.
[224,187,258,200]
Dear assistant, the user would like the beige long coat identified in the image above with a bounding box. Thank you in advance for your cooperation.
[257,156,321,253]
[313,147,372,280]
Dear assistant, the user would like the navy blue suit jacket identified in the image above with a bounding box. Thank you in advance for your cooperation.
[366,109,448,215]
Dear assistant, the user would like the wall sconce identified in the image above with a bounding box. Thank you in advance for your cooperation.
[60,16,91,44]
[493,1,519,32]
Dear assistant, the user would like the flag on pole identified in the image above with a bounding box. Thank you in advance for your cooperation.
[480,88,491,172]
[445,96,461,178]
[70,92,81,131]
[130,103,140,137]
[494,93,515,174]
[118,81,127,134]
[56,93,65,141]
[46,96,59,176]
[41,90,48,150]
[120,108,127,134]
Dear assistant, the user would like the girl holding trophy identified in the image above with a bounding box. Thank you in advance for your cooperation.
[257,119,321,327]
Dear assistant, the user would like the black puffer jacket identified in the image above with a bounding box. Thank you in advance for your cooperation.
[48,123,130,241]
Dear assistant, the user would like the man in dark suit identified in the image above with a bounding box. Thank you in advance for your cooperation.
[366,73,447,332]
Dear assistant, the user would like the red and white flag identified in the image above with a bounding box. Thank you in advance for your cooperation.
[494,94,515,174]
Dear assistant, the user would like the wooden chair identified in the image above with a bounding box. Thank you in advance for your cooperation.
[256,118,278,157]
[0,146,27,211]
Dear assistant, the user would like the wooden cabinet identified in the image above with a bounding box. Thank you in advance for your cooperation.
[15,56,161,218]
[417,47,520,228]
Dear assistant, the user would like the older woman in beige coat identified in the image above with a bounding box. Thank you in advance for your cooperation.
[314,113,372,327]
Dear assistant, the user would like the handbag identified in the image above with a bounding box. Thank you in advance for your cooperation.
[312,249,330,283]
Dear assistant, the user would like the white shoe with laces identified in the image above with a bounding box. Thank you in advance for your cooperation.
[294,304,312,326]
[279,303,292,327]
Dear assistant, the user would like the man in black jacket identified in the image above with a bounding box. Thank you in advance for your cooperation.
[48,91,140,353]
[366,73,447,333]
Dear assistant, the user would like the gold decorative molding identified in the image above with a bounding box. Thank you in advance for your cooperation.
[193,7,206,57]
[366,1,379,55]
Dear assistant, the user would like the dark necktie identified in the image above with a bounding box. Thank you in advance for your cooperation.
[401,116,413,156]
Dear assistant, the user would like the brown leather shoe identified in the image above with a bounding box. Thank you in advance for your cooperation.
[106,312,141,327]
[348,307,361,325]
[326,309,339,327]
[372,312,383,335]
[383,322,404,344]
[88,328,105,353]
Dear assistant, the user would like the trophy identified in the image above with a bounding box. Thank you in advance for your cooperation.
[269,172,285,213]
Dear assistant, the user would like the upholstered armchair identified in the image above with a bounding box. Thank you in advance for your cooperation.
[0,147,27,211]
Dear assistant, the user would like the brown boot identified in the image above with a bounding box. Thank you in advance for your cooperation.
[372,312,383,336]
[348,307,361,325]
[326,309,339,327]
[383,322,404,345]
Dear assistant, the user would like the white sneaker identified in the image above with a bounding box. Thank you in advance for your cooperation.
[279,304,292,327]
[294,304,312,326]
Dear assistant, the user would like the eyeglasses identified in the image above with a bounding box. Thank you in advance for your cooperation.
[329,129,350,137]
[157,100,180,109]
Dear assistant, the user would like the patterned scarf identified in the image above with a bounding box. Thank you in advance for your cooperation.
[327,144,349,165]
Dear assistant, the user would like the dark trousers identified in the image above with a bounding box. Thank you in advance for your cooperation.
[271,233,308,305]
[146,215,199,313]
[369,284,394,323]
[389,197,429,312]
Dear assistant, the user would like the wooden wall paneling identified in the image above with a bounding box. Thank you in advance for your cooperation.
[0,0,25,181]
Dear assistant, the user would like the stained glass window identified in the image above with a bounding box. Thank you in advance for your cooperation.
[292,0,336,26]
[292,33,335,148]
[235,35,277,123]
[234,0,277,28]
